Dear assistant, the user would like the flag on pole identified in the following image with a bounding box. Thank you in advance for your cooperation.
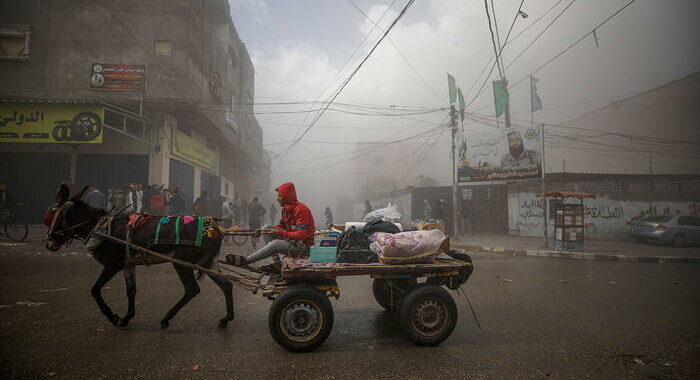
[447,73,457,104]
[457,87,465,123]
[492,80,509,117]
[530,75,543,112]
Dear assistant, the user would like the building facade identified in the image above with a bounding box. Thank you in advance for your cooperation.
[0,0,270,222]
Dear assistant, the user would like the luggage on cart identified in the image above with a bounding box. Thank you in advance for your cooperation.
[370,229,446,264]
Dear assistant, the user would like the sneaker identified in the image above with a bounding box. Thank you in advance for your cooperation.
[225,254,247,266]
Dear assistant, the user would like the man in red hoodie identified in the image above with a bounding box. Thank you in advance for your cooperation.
[227,182,315,272]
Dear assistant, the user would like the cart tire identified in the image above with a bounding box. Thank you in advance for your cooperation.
[399,284,457,346]
[268,285,334,352]
[372,279,414,313]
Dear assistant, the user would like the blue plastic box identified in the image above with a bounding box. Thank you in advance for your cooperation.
[310,246,337,263]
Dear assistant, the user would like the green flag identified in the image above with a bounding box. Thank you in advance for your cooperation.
[458,87,466,122]
[447,73,457,104]
[492,80,509,117]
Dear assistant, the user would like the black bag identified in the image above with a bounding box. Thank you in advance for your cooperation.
[338,226,370,251]
[337,249,378,264]
[363,219,400,236]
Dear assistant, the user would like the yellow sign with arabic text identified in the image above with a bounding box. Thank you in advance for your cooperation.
[171,129,217,172]
[0,104,104,143]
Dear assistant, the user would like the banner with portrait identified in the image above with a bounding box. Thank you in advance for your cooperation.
[456,123,543,183]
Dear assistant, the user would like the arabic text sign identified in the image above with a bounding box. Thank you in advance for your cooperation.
[456,123,543,183]
[171,129,218,172]
[0,104,104,143]
[91,63,146,91]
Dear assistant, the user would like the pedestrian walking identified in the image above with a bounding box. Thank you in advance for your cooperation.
[247,197,266,249]
[170,187,185,215]
[324,206,333,227]
[423,199,433,220]
[193,191,208,216]
[269,203,278,225]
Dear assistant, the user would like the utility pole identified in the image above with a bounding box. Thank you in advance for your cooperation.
[450,105,459,238]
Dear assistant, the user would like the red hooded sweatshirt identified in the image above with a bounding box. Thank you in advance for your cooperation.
[275,182,316,247]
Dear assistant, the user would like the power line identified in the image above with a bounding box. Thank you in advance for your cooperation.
[504,0,578,71]
[276,0,417,158]
[346,0,447,103]
[509,0,639,89]
[463,0,564,102]
[287,0,399,147]
[484,0,505,81]
[470,0,640,112]
[464,0,526,109]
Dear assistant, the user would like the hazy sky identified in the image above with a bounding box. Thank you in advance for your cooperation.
[229,0,700,219]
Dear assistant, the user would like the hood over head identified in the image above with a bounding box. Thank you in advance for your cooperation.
[276,182,298,205]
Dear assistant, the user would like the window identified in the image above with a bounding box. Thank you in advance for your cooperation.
[154,40,172,56]
[0,25,30,60]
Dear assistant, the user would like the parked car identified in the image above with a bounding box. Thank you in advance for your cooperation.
[630,215,700,246]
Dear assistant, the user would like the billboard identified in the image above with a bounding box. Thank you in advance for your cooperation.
[0,104,104,143]
[456,123,542,182]
[90,63,146,91]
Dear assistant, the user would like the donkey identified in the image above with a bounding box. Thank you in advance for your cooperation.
[44,185,235,329]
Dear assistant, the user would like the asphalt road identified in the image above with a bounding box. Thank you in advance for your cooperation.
[1,240,699,379]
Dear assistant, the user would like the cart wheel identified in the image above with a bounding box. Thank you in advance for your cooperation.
[268,285,334,352]
[372,278,414,313]
[399,284,457,346]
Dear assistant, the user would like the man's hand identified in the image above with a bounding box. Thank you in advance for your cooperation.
[266,229,281,238]
[252,229,262,237]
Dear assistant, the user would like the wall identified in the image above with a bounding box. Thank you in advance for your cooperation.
[514,192,699,239]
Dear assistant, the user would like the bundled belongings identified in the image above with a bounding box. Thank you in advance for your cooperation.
[362,203,401,223]
[370,229,446,264]
[336,249,378,264]
[336,226,378,264]
[363,219,400,235]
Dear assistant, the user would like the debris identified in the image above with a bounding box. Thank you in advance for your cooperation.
[585,275,593,278]
[0,305,11,309]
[96,328,105,332]
[663,362,673,367]
[502,278,513,283]
[557,279,567,283]
[192,365,201,371]
[38,288,68,293]
[672,278,679,285]
[633,358,644,365]
[608,281,617,285]
[46,372,56,377]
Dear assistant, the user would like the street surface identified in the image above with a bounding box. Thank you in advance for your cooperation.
[1,234,699,379]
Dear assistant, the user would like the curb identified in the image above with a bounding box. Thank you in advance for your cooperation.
[452,244,700,264]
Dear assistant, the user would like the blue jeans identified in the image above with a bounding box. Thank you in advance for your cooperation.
[246,224,305,263]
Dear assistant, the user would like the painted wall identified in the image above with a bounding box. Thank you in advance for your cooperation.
[514,192,699,239]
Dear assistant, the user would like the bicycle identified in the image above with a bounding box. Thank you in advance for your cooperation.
[0,208,29,242]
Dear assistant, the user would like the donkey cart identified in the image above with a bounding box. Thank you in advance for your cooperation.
[90,232,473,352]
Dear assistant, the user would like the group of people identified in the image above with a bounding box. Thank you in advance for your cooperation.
[91,183,186,215]
[220,196,273,249]
[422,198,448,221]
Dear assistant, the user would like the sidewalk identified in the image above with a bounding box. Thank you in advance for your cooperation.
[452,234,700,264]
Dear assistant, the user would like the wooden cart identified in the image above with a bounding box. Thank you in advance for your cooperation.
[94,232,474,352]
[218,252,474,352]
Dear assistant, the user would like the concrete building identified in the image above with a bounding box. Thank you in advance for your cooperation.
[0,0,270,222]
[468,72,700,240]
